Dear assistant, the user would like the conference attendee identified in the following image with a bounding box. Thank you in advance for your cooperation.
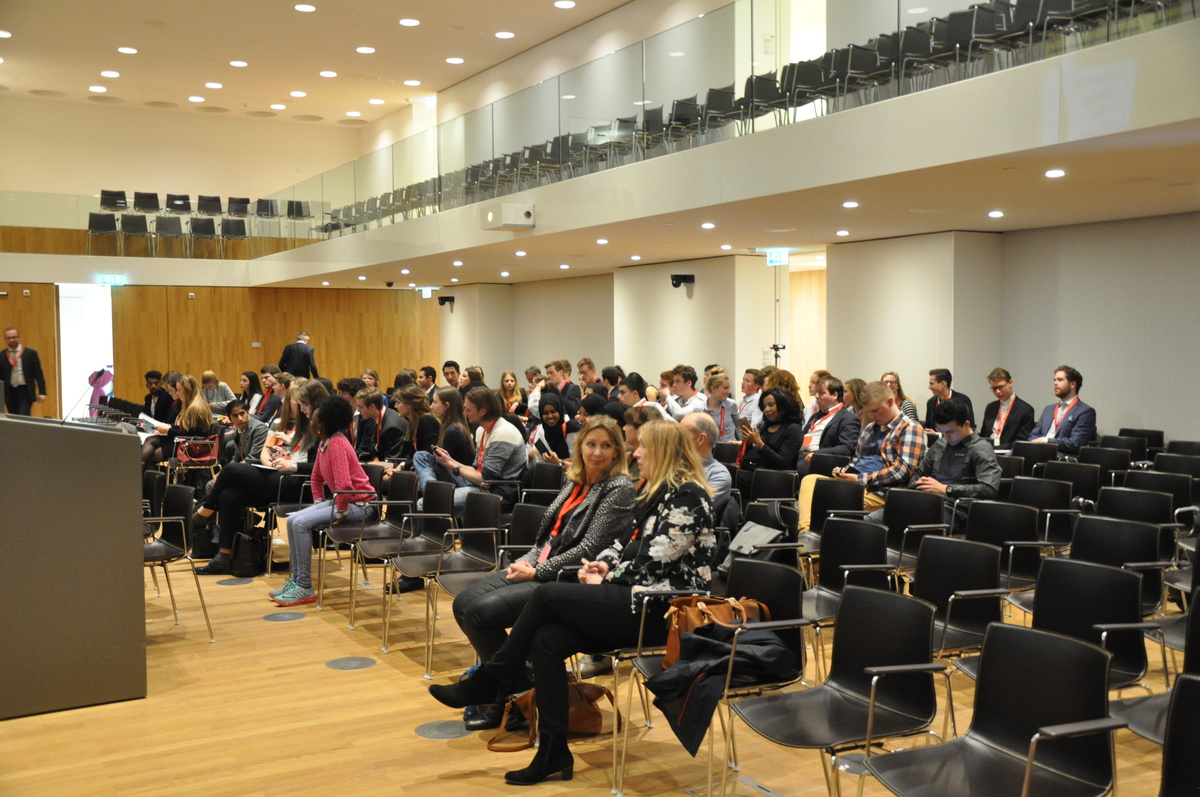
[428,420,716,786]
[665,364,707,420]
[142,370,172,423]
[417,365,438,401]
[545,359,581,417]
[442,360,461,390]
[355,387,407,462]
[881,371,920,424]
[361,369,388,407]
[254,365,284,425]
[803,369,832,423]
[574,392,608,423]
[895,397,1001,529]
[1028,365,1096,455]
[498,369,527,416]
[616,372,670,419]
[200,370,235,409]
[735,387,805,493]
[220,399,268,466]
[390,383,440,463]
[392,369,417,391]
[412,386,475,493]
[925,368,975,428]
[449,417,637,729]
[229,371,264,416]
[798,381,925,529]
[738,368,764,431]
[337,377,366,403]
[527,393,579,465]
[701,370,740,442]
[430,386,527,513]
[458,365,479,396]
[524,365,542,393]
[193,380,329,575]
[145,373,214,470]
[621,405,661,479]
[271,396,377,606]
[601,365,625,401]
[844,377,866,419]
[796,376,861,477]
[577,357,601,389]
[1,327,47,415]
[764,368,805,410]
[979,367,1036,448]
[703,364,723,382]
[278,332,319,379]
[681,412,732,516]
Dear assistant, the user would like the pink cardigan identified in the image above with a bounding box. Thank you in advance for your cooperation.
[311,433,374,510]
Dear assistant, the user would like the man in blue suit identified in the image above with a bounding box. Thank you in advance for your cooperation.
[1028,365,1096,455]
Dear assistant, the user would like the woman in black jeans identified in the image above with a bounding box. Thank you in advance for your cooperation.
[451,417,636,730]
[429,420,716,785]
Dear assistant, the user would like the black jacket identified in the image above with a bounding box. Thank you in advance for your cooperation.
[980,396,1036,447]
[1,346,47,403]
[278,341,319,379]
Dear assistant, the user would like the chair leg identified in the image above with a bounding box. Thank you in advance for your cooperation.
[348,547,360,630]
[188,560,216,643]
[381,560,394,654]
[160,564,180,624]
[148,565,161,596]
[424,580,439,679]
[316,531,328,610]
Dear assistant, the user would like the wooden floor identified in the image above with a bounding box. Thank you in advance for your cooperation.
[0,552,1171,797]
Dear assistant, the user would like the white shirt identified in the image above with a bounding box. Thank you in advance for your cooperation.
[665,390,706,421]
[7,345,25,386]
[738,391,763,430]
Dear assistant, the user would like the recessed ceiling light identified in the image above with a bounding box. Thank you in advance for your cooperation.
[357,275,367,281]
[320,70,337,78]
[836,230,850,237]
[118,46,137,54]
[369,98,384,105]
[561,94,576,100]
[205,82,222,89]
[346,111,361,117]
[452,260,463,266]
[720,244,732,250]
[0,57,4,64]
[290,90,306,97]
[842,200,859,208]
[596,238,608,245]
[907,6,930,13]
[400,268,410,274]
[701,222,715,229]
[403,80,421,87]
[514,250,526,257]
[560,264,570,270]
[101,70,120,79]
[500,271,510,277]
[270,103,286,110]
[89,85,108,93]
[632,100,650,106]
[357,46,375,54]
[321,281,330,286]
[554,1,576,7]
[988,210,1005,218]
[630,255,641,261]
[1045,168,1066,178]
[408,282,416,288]
[451,278,459,283]
[0,30,11,38]
[188,96,204,102]
[295,4,316,11]
[669,51,685,57]
[446,57,464,65]
[399,18,420,26]
[495,31,515,39]
[230,60,248,68]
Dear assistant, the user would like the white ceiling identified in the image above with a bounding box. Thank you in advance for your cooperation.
[0,0,632,127]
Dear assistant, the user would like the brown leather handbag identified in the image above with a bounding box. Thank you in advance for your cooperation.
[662,596,770,669]
[487,678,621,752]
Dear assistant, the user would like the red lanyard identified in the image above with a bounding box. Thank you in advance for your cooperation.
[993,399,1013,435]
[548,483,590,539]
[1050,398,1079,433]
[809,403,842,432]
[475,421,496,470]
[739,395,757,415]
[5,347,19,368]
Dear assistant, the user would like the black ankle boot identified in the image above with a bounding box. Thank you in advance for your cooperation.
[504,733,573,785]
[428,668,501,709]
[195,551,231,575]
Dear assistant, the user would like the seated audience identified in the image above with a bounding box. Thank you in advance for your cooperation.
[428,420,715,786]
[442,360,461,390]
[575,392,608,423]
[979,367,1036,448]
[681,412,732,517]
[576,357,601,389]
[622,405,660,479]
[337,377,366,402]
[738,368,764,431]
[221,399,268,466]
[355,387,407,463]
[844,377,866,421]
[418,365,438,401]
[361,370,388,407]
[544,359,581,417]
[665,364,707,420]
[881,371,921,424]
[601,365,625,401]
[253,365,284,426]
[450,417,637,729]
[142,371,207,468]
[527,393,579,465]
[803,369,832,422]
[229,370,264,416]
[429,386,527,513]
[735,387,804,493]
[1028,365,1096,455]
[616,372,670,419]
[142,370,172,423]
[795,375,861,477]
[764,368,805,410]
[925,368,975,427]
[391,383,440,462]
[498,369,527,416]
[412,387,476,493]
[702,370,740,442]
[200,370,235,409]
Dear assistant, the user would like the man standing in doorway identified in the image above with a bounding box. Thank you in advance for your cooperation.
[1,327,47,415]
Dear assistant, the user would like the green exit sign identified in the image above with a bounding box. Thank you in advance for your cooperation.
[765,248,790,267]
[99,274,125,286]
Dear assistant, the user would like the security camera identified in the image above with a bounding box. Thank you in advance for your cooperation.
[438,296,455,306]
[385,281,395,288]
[670,274,695,289]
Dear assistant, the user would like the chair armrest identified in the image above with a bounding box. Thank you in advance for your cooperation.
[907,523,951,533]
[749,542,811,551]
[842,564,894,572]
[1041,508,1081,516]
[144,514,185,525]
[1004,540,1058,549]
[951,588,1011,599]
[828,509,870,518]
[863,662,947,676]
[402,511,453,520]
[1035,717,1126,740]
[481,478,523,491]
[731,617,815,634]
[1122,560,1175,571]
[1093,621,1162,633]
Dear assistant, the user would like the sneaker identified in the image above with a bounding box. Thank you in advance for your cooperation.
[268,578,296,599]
[273,582,316,606]
[577,654,613,679]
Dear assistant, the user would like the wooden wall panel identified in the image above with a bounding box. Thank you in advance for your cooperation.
[0,225,313,259]
[0,282,60,418]
[789,269,827,402]
[111,286,169,403]
[162,287,256,395]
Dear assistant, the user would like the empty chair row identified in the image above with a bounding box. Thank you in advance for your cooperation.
[86,212,247,258]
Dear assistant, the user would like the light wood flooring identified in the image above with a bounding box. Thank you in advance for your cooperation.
[0,551,1172,797]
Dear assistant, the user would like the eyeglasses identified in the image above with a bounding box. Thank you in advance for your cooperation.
[990,384,1010,392]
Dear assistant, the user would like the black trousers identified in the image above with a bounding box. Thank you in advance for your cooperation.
[4,387,32,416]
[205,462,300,549]
[486,582,666,735]
[452,570,540,662]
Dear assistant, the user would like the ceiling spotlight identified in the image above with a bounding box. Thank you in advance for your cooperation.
[369,98,384,105]
[701,222,715,229]
[346,111,361,117]
[988,210,1005,218]
[357,46,376,54]
[270,103,286,110]
[205,82,223,89]
[720,244,732,250]
[295,3,316,11]
[554,0,576,7]
[357,275,367,281]
[561,94,576,100]
[515,250,526,257]
[453,260,463,266]
[399,18,420,26]
[836,230,850,237]
[320,70,337,78]
[321,281,330,286]
[842,200,859,208]
[400,268,410,274]
[451,278,459,283]
[495,31,515,39]
[446,57,464,64]
[188,96,204,102]
[560,264,570,270]
[118,46,138,54]
[290,90,306,97]
[816,254,826,261]
[1045,168,1066,178]
[596,238,608,245]
[669,51,685,57]
[403,80,421,86]
[500,271,510,277]
[907,6,930,13]
[630,255,642,261]
[408,282,416,288]
[101,70,120,79]
[0,30,12,38]
[230,60,248,67]
[89,85,108,93]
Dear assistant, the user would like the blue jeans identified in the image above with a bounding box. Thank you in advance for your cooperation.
[285,500,375,588]
[413,450,478,513]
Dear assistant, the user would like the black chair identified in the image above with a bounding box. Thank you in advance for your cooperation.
[344,471,418,637]
[909,536,1005,662]
[226,197,251,218]
[867,623,1123,797]
[1009,475,1079,549]
[153,215,188,257]
[994,453,1025,494]
[749,468,798,506]
[1166,441,1200,456]
[808,452,850,477]
[1078,445,1132,485]
[196,195,223,216]
[220,218,248,257]
[143,484,215,642]
[100,189,128,212]
[521,461,565,506]
[1159,672,1200,796]
[165,193,192,214]
[867,488,949,576]
[1154,453,1200,489]
[133,191,161,214]
[664,95,702,151]
[729,586,944,797]
[964,500,1043,591]
[713,441,741,464]
[1095,485,1180,561]
[1119,427,1165,457]
[189,216,220,259]
[1042,460,1102,504]
[499,502,550,563]
[1011,440,1059,476]
[86,212,120,255]
[119,213,152,257]
[254,198,280,239]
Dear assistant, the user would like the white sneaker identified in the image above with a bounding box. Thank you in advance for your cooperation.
[577,655,613,679]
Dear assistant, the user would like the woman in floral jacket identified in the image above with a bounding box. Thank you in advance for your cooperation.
[428,419,715,786]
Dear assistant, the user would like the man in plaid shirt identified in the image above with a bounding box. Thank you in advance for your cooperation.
[798,380,925,528]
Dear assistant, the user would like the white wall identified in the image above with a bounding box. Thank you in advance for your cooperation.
[1001,211,1200,440]
[0,94,360,198]
[438,284,514,383]
[512,274,615,375]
